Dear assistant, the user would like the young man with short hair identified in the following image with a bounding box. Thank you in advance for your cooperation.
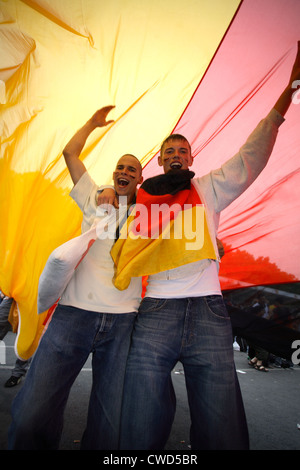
[114,43,300,450]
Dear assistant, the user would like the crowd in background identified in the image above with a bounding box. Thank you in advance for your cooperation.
[224,289,300,371]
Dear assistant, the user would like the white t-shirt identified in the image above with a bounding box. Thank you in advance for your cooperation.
[59,172,142,313]
[145,260,221,299]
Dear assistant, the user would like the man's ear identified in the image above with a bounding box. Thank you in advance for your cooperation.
[138,175,143,185]
[189,155,194,167]
[158,154,163,166]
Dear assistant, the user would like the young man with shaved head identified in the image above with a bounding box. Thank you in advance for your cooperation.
[8,107,143,450]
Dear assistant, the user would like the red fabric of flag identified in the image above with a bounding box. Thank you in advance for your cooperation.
[143,0,300,290]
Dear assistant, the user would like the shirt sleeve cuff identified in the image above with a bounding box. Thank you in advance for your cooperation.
[69,171,96,207]
[267,108,285,127]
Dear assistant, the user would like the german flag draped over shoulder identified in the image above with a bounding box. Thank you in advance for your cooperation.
[111,170,217,290]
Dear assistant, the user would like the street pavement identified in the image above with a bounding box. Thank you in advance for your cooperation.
[0,331,299,451]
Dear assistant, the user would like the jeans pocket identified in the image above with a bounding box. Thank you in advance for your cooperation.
[139,297,169,313]
[204,295,230,320]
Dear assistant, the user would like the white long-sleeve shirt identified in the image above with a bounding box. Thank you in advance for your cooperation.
[145,108,285,298]
[59,172,142,313]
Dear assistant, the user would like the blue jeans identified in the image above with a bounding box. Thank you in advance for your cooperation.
[119,296,249,450]
[8,304,136,450]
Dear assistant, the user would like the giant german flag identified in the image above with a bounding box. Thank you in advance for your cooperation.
[111,170,217,290]
[1,0,300,359]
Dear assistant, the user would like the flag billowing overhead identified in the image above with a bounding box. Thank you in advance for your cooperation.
[1,0,299,359]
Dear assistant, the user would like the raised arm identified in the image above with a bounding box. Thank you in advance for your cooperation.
[204,42,300,213]
[63,105,115,185]
[274,41,300,117]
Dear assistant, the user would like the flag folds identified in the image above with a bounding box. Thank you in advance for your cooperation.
[1,0,299,359]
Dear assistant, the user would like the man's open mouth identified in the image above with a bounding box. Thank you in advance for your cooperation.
[170,162,182,169]
[118,178,129,187]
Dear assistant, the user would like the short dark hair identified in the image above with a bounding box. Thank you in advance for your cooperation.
[160,134,191,155]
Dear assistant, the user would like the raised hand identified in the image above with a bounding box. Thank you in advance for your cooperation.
[274,42,300,116]
[63,105,116,185]
[90,106,115,128]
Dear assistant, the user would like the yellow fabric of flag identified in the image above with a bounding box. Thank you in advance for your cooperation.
[111,203,217,291]
[0,0,240,359]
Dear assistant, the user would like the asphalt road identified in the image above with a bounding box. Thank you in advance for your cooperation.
[1,331,299,452]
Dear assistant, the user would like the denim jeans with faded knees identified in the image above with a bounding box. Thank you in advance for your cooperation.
[119,296,249,450]
[8,304,136,450]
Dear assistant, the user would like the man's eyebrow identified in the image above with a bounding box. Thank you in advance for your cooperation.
[116,164,137,171]
[164,145,188,151]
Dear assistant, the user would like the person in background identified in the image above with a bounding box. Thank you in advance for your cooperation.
[0,293,31,387]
